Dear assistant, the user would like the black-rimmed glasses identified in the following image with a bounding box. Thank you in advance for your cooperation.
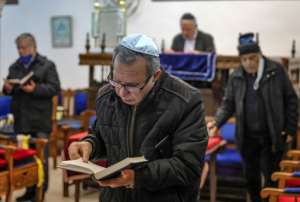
[107,73,152,94]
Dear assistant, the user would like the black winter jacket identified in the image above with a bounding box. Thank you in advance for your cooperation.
[3,54,61,133]
[83,71,208,202]
[215,57,298,152]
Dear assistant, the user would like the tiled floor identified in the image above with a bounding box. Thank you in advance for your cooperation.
[13,157,100,202]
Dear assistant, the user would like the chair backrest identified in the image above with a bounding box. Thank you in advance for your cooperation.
[0,96,12,117]
[59,89,88,118]
[52,96,58,121]
[74,90,88,116]
[216,120,243,177]
[220,123,235,144]
[81,110,96,131]
[62,89,75,118]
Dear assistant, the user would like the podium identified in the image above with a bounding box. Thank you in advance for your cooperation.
[79,52,240,111]
[79,53,113,109]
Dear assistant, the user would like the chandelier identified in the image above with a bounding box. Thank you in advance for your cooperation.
[97,0,140,17]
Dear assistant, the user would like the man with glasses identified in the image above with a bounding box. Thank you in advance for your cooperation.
[68,34,208,202]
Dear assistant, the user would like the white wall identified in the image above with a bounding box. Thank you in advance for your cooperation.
[1,0,300,89]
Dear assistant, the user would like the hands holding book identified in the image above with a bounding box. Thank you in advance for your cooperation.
[68,141,136,188]
[3,82,13,94]
[4,79,36,93]
[98,169,135,189]
[20,80,36,93]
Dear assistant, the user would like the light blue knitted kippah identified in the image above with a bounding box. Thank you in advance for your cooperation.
[120,34,160,57]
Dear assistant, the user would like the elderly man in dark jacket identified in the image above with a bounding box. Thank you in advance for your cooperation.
[3,33,61,202]
[207,33,298,202]
[68,34,208,202]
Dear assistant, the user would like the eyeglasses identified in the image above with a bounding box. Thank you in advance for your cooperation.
[107,73,152,94]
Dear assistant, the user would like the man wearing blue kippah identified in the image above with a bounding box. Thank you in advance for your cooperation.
[207,32,298,201]
[68,34,208,202]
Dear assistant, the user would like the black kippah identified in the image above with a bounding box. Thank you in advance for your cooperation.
[181,13,196,21]
[238,33,260,55]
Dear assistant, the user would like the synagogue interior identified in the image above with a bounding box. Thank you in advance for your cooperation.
[1,0,300,202]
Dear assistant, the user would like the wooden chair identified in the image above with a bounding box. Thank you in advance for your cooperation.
[261,172,300,202]
[61,132,90,202]
[260,150,300,201]
[203,135,227,202]
[50,96,59,169]
[51,89,89,169]
[61,131,106,202]
[0,136,47,202]
[261,187,300,202]
[0,144,14,202]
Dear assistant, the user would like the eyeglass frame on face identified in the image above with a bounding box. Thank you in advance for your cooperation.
[107,73,152,94]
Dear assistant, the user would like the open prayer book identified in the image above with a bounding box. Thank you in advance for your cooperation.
[4,71,34,85]
[59,156,148,180]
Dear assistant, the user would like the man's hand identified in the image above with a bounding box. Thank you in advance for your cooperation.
[68,141,92,162]
[206,120,218,137]
[286,134,293,144]
[3,81,13,93]
[98,169,135,189]
[164,48,175,53]
[21,80,36,93]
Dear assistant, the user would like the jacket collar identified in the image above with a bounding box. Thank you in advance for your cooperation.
[134,70,166,110]
[232,56,277,79]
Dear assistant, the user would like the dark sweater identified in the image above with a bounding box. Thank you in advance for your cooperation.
[244,72,268,136]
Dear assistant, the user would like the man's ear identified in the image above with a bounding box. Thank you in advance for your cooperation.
[153,69,162,82]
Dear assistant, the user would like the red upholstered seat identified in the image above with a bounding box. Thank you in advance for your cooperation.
[0,158,7,167]
[286,179,300,187]
[0,148,36,167]
[279,196,300,202]
[68,132,88,143]
[207,136,223,150]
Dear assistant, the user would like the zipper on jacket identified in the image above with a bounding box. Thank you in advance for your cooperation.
[127,106,137,157]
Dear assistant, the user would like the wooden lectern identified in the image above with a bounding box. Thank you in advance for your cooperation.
[79,52,112,109]
[78,52,240,113]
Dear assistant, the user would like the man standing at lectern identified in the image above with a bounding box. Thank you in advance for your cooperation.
[170,12,215,53]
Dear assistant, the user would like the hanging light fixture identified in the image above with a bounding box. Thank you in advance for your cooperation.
[91,0,102,47]
[0,0,6,16]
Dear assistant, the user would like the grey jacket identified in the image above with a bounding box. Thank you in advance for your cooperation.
[171,30,215,52]
[3,54,61,133]
[215,56,298,152]
[83,71,208,202]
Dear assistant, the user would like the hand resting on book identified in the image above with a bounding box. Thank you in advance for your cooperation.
[68,141,93,162]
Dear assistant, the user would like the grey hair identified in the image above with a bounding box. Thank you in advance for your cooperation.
[112,45,160,77]
[15,33,37,48]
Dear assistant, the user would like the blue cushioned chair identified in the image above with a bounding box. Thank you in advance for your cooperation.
[51,89,89,169]
[0,96,12,117]
[216,122,243,176]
